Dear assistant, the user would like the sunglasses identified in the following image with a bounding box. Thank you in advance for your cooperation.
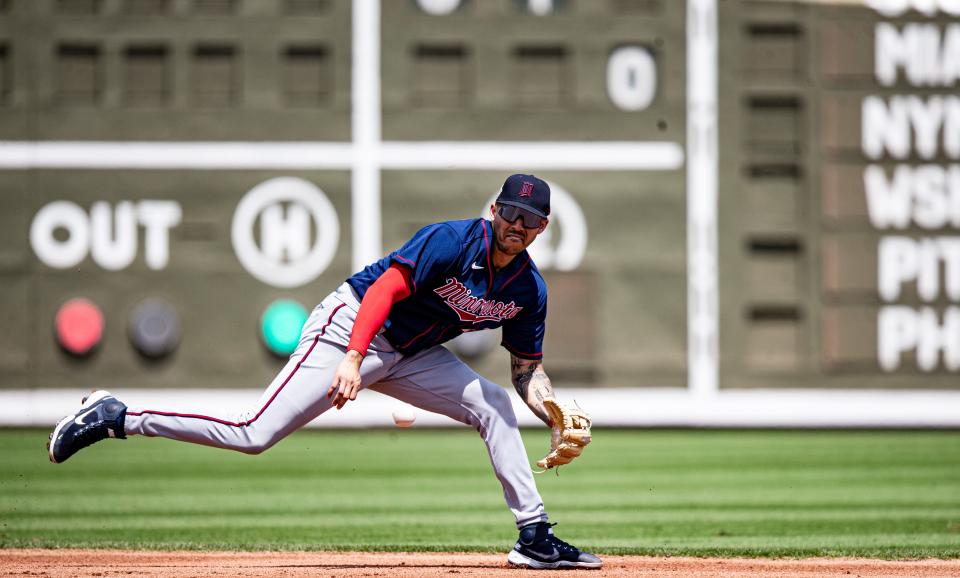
[497,204,545,229]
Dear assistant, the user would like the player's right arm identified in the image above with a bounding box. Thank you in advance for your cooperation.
[328,223,460,409]
[327,264,412,409]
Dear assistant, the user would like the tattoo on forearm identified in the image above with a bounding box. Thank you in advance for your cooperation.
[511,357,554,426]
[511,357,535,399]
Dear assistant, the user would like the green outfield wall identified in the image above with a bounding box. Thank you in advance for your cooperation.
[0,0,957,393]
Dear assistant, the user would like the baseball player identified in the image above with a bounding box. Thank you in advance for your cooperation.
[47,174,599,570]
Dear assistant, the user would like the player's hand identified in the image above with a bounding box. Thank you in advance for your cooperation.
[327,350,364,410]
[536,398,592,470]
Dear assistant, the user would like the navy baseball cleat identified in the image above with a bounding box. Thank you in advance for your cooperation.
[47,390,127,464]
[506,522,602,570]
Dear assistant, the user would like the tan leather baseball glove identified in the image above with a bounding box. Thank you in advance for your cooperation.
[536,398,592,470]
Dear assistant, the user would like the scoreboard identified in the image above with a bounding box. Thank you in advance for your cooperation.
[0,0,958,398]
[0,0,687,391]
[718,0,960,390]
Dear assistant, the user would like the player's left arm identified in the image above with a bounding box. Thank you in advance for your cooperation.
[512,354,593,469]
[510,354,554,426]
[504,272,556,424]
[506,278,592,468]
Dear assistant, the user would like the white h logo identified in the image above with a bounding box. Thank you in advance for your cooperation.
[231,177,340,288]
[260,203,310,263]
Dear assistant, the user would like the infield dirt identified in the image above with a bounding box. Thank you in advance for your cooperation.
[2,549,959,578]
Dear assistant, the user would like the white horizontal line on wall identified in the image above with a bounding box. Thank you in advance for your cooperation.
[6,388,960,429]
[0,141,684,171]
[0,141,357,169]
[378,141,685,170]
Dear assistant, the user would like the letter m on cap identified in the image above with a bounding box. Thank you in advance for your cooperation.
[520,181,534,197]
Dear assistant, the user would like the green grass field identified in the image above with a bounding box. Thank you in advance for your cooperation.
[1,428,959,558]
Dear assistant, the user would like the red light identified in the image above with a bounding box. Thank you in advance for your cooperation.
[55,298,104,356]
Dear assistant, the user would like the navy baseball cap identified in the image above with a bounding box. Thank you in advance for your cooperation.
[496,174,550,218]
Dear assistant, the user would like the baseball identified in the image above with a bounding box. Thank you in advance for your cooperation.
[392,405,416,428]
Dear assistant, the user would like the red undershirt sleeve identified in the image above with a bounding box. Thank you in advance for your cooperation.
[347,264,413,357]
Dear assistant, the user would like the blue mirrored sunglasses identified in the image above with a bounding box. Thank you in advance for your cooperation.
[497,204,545,229]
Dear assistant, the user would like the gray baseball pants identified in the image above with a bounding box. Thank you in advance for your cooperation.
[124,282,548,528]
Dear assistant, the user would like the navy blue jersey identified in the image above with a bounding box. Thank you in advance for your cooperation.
[347,218,547,360]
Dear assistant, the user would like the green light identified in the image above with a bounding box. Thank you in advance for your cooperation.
[260,299,308,356]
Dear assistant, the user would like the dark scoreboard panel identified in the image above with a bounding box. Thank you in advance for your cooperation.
[0,1,353,141]
[379,0,685,141]
[3,169,355,390]
[719,0,960,388]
